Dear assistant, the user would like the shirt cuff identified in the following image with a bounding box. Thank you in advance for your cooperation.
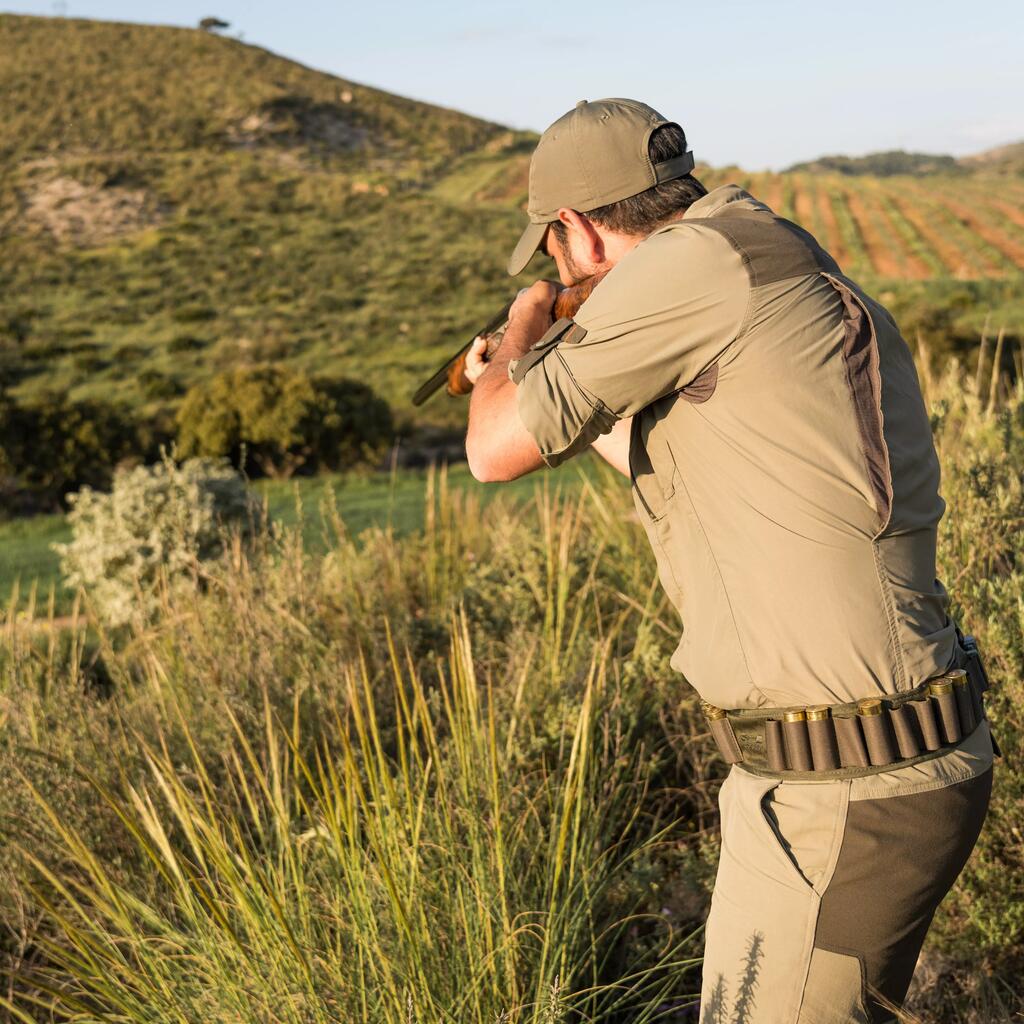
[515,347,618,467]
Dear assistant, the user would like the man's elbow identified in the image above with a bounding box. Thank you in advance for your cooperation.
[466,437,507,483]
[466,435,538,482]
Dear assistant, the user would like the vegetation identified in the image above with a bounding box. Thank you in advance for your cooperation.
[54,455,256,627]
[785,149,964,177]
[0,359,1020,1023]
[175,365,393,477]
[0,16,1022,1020]
[0,390,148,515]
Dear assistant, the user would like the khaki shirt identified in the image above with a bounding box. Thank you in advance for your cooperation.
[509,185,955,710]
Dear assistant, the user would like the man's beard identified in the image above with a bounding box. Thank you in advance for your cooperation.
[553,232,589,284]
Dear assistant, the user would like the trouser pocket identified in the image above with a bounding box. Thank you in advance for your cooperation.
[700,769,850,1023]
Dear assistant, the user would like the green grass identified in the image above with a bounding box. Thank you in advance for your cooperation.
[0,456,610,614]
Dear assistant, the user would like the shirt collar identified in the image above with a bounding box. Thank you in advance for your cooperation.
[683,183,761,220]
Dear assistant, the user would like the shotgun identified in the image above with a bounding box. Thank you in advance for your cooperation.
[411,272,608,406]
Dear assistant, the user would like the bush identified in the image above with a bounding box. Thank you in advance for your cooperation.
[175,363,393,477]
[0,389,140,515]
[54,455,258,627]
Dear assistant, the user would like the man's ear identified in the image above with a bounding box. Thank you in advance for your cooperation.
[556,207,605,266]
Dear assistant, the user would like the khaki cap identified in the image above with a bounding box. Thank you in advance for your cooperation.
[507,97,694,276]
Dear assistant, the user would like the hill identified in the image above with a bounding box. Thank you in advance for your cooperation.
[960,141,1024,175]
[0,13,1022,469]
[0,14,537,437]
[0,14,501,168]
[785,150,963,177]
[786,142,1024,178]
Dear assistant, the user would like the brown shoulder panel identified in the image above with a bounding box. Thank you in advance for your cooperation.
[687,208,842,287]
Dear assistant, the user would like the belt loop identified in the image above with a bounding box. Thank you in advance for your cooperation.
[889,703,923,758]
[765,720,787,772]
[911,696,943,750]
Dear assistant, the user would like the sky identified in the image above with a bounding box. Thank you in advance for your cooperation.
[5,0,1023,170]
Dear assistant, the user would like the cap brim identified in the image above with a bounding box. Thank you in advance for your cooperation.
[507,220,548,276]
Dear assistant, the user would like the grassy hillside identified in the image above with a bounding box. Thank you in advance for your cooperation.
[0,13,535,437]
[0,15,501,168]
[2,15,1022,444]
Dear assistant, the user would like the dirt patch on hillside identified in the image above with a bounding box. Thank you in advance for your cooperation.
[21,175,167,245]
[227,95,369,152]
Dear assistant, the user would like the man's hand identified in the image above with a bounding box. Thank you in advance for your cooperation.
[463,335,489,386]
[466,283,556,385]
[505,281,557,352]
[465,281,558,482]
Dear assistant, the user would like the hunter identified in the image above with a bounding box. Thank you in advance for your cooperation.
[463,98,995,1023]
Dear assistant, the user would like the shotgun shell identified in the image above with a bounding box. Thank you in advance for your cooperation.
[782,710,813,771]
[929,677,962,744]
[806,705,840,770]
[857,699,897,765]
[950,669,977,735]
[701,700,727,721]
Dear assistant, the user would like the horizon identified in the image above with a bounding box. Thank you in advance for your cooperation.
[2,1,1022,171]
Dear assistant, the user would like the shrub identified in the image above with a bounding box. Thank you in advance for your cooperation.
[0,389,139,515]
[54,455,258,627]
[175,363,393,477]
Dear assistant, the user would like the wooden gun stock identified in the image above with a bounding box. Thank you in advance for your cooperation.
[410,271,608,406]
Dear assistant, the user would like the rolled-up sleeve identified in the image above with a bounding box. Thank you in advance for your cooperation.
[510,223,749,467]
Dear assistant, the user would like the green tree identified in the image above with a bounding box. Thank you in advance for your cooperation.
[175,363,393,477]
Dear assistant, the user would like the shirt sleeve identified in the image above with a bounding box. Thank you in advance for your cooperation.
[508,222,749,467]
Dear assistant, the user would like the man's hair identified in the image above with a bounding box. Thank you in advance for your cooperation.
[550,123,707,242]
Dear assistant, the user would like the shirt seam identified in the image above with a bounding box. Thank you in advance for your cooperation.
[871,539,908,691]
[682,220,758,344]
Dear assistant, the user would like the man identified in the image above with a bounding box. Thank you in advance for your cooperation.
[463,98,995,1023]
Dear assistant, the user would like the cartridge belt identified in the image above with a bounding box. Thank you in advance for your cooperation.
[702,634,994,779]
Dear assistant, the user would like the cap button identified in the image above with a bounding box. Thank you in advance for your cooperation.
[575,99,588,108]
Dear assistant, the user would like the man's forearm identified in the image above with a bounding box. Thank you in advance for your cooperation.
[465,292,553,482]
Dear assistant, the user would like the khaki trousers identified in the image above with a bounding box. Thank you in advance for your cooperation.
[699,722,994,1023]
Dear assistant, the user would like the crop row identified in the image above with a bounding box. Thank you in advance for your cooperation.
[701,169,1024,280]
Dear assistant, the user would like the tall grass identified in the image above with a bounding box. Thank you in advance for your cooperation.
[1,356,1022,1023]
[9,621,698,1023]
[1,463,710,1023]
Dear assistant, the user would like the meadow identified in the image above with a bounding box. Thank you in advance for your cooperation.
[1,354,1022,1024]
[0,460,596,612]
